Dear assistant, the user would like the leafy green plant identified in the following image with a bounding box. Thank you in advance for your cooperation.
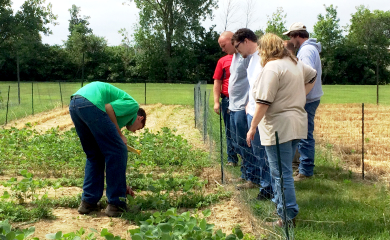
[2,170,46,204]
[0,220,35,240]
[46,228,124,240]
[129,208,246,240]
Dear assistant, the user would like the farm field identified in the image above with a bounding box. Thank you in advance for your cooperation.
[1,82,390,239]
[1,104,265,240]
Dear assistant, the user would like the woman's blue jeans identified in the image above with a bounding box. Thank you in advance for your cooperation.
[69,96,128,208]
[265,139,300,220]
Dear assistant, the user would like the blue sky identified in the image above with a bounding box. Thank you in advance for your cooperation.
[11,0,390,46]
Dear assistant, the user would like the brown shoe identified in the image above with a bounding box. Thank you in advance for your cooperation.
[105,204,127,217]
[236,181,259,190]
[77,200,100,214]
[294,173,312,182]
[293,169,299,177]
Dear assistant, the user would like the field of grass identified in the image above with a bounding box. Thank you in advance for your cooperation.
[2,81,390,125]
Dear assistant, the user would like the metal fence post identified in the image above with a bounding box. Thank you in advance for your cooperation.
[362,103,365,180]
[59,81,63,109]
[31,82,34,115]
[5,86,10,125]
[220,103,224,184]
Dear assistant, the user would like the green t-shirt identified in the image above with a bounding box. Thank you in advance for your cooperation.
[73,82,139,128]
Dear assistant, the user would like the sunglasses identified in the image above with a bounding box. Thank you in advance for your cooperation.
[235,41,243,49]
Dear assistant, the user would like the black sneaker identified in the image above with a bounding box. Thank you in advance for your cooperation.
[77,200,100,214]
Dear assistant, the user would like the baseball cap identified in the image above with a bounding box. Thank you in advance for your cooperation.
[283,22,307,35]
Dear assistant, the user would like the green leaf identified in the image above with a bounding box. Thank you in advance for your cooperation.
[225,234,237,240]
[158,223,172,233]
[233,228,243,239]
[15,234,25,240]
[202,209,211,218]
[173,224,185,235]
[1,191,10,199]
[6,232,15,240]
[131,234,143,240]
[128,229,140,235]
[55,231,63,239]
[161,233,172,240]
[199,219,207,231]
[45,233,57,239]
[89,228,98,233]
[72,236,81,240]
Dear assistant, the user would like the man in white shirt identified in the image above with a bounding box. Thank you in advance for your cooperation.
[232,28,273,199]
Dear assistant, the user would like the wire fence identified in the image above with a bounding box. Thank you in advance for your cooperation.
[193,81,390,240]
[194,81,295,239]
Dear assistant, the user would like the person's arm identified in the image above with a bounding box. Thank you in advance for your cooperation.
[246,103,269,147]
[213,80,222,114]
[105,103,127,145]
[305,79,316,95]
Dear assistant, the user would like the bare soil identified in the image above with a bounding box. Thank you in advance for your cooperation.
[6,104,265,239]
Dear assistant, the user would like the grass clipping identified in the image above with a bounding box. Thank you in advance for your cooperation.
[315,103,390,182]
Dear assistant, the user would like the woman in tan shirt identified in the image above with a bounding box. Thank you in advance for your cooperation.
[246,33,317,227]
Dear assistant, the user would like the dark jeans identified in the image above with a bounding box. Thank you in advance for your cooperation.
[246,114,273,195]
[69,96,127,207]
[298,100,320,176]
[221,97,239,163]
[230,110,255,180]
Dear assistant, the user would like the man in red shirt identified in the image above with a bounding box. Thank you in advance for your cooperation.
[213,31,239,166]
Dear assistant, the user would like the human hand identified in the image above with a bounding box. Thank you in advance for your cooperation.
[121,135,127,145]
[246,127,256,147]
[126,186,135,197]
[214,103,220,115]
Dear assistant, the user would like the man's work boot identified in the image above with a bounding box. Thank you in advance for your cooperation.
[105,204,127,217]
[236,181,259,190]
[294,173,312,182]
[77,200,100,214]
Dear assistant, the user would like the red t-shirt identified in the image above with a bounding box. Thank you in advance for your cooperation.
[213,54,233,97]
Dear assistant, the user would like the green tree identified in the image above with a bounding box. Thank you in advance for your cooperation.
[346,6,390,85]
[128,0,217,82]
[0,0,57,103]
[265,7,288,40]
[312,4,343,84]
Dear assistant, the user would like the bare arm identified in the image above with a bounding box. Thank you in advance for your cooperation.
[305,79,316,95]
[213,80,222,114]
[105,103,127,144]
[246,103,269,147]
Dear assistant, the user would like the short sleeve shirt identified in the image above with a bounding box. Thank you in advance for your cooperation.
[228,53,251,111]
[246,51,263,116]
[252,57,317,145]
[213,55,233,97]
[73,81,139,128]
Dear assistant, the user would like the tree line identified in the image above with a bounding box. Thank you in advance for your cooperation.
[0,0,389,85]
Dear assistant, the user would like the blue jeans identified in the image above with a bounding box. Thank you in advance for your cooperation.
[247,114,273,195]
[298,100,320,176]
[230,110,255,180]
[266,139,300,220]
[69,96,128,208]
[221,97,239,163]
